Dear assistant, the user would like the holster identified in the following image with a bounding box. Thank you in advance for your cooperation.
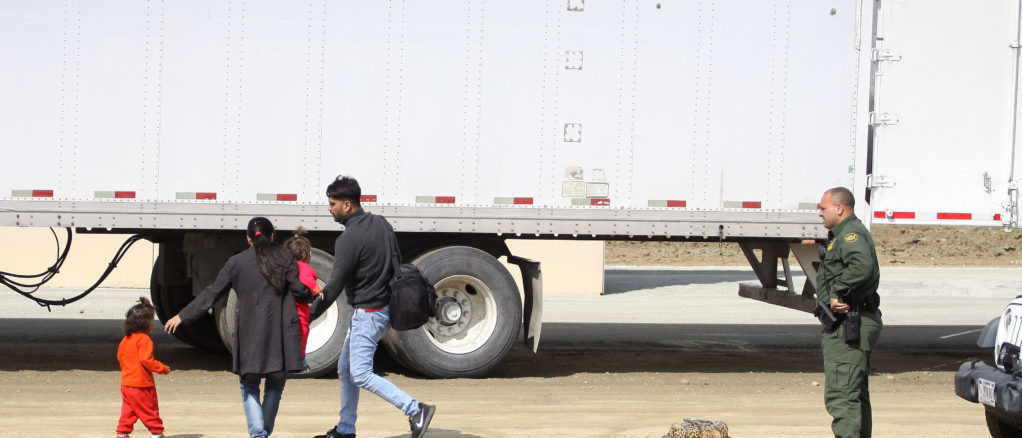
[863,292,881,312]
[813,301,840,331]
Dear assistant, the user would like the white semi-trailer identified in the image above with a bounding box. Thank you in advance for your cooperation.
[1,0,1018,378]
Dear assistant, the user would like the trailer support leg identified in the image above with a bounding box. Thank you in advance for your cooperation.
[737,241,819,313]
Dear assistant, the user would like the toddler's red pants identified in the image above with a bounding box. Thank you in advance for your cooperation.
[117,385,164,435]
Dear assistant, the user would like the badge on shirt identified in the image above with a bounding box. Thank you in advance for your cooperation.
[827,241,834,251]
[844,233,859,243]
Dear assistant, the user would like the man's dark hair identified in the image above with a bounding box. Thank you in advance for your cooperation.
[826,187,855,209]
[326,175,361,207]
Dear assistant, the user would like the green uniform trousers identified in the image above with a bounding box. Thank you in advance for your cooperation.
[822,311,883,438]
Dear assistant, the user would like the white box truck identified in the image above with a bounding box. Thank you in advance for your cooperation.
[1,0,1018,378]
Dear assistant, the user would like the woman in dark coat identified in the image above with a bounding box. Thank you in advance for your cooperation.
[164,217,315,438]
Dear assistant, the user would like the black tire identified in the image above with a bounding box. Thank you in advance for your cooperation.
[150,257,225,352]
[986,407,1022,438]
[213,248,351,378]
[213,290,237,355]
[382,246,522,378]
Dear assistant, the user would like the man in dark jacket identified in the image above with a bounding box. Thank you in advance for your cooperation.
[311,176,435,438]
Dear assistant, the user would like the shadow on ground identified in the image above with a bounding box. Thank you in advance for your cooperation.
[385,430,483,438]
[0,318,984,379]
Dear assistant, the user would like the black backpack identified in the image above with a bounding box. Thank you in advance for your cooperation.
[387,242,437,331]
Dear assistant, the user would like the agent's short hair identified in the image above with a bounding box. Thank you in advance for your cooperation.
[826,187,855,209]
[326,175,361,207]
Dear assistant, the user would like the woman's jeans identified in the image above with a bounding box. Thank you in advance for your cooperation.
[240,372,286,438]
[335,306,418,434]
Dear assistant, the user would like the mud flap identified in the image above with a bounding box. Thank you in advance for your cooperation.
[508,255,542,353]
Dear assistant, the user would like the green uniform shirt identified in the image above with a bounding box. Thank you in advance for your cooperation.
[817,214,880,305]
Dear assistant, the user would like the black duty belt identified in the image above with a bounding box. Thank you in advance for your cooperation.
[854,291,881,313]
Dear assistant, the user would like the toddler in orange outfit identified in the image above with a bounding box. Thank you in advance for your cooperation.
[116,297,170,438]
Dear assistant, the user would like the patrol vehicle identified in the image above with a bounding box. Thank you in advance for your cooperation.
[956,297,1022,437]
[1,0,1018,378]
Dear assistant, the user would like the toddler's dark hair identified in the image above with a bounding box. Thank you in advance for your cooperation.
[285,226,313,263]
[124,296,156,336]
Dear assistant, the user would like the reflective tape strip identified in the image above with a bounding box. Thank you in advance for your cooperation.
[572,198,610,206]
[12,190,53,197]
[875,211,1001,221]
[494,197,534,205]
[874,211,916,219]
[360,195,377,203]
[95,191,136,199]
[416,196,455,204]
[798,202,819,210]
[256,193,297,201]
[648,200,687,207]
[176,192,217,200]
[723,201,761,209]
[937,212,972,220]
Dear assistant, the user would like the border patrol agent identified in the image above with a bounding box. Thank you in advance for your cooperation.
[816,187,882,438]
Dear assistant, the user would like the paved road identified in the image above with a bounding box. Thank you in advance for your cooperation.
[3,266,1016,355]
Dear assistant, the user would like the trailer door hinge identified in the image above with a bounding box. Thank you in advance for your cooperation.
[872,48,902,62]
[1006,182,1020,232]
[870,112,900,126]
[867,174,895,189]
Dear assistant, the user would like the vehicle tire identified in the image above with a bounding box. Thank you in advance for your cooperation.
[149,257,225,352]
[986,407,1022,438]
[213,248,351,378]
[382,246,522,378]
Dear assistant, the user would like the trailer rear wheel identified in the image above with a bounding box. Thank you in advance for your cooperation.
[213,248,350,378]
[149,257,225,352]
[383,246,522,378]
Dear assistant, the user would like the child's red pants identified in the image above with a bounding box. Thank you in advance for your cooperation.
[117,385,164,435]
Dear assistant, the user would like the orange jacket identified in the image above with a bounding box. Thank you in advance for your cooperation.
[117,332,169,387]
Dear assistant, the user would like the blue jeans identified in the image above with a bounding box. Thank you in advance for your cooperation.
[334,306,418,434]
[240,372,286,438]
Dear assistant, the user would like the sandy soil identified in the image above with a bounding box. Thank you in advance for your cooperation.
[606,225,1022,267]
[0,342,988,438]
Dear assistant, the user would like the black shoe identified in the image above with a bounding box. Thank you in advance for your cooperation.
[312,428,355,438]
[409,402,436,438]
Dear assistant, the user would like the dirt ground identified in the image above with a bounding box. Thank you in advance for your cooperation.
[0,340,990,438]
[606,225,1022,267]
[1,225,1014,437]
